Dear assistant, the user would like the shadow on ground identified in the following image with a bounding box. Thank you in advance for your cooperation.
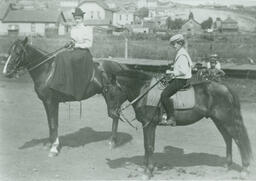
[19,127,132,149]
[106,145,241,171]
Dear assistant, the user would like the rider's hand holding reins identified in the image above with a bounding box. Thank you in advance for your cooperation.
[64,41,75,49]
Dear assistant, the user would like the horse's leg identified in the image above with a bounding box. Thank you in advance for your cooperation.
[142,121,156,179]
[43,100,60,157]
[109,117,119,149]
[212,119,233,169]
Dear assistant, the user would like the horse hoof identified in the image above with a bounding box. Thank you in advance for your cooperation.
[108,140,116,149]
[240,170,249,179]
[48,151,58,158]
[224,163,232,171]
[43,142,51,150]
[141,174,150,180]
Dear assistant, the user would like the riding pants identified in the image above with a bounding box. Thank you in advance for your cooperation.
[160,79,188,119]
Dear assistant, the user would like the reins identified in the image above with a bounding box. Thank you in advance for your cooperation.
[28,46,66,72]
[120,76,165,112]
[118,76,166,130]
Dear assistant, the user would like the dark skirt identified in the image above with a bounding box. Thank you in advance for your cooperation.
[49,48,94,101]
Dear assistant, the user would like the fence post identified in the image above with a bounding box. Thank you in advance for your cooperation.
[125,38,128,59]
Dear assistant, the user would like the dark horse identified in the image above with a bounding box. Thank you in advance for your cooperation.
[2,37,120,157]
[102,61,253,179]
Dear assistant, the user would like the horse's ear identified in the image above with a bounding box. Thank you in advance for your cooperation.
[23,37,28,45]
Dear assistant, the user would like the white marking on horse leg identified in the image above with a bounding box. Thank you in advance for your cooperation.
[3,55,11,75]
[50,137,59,154]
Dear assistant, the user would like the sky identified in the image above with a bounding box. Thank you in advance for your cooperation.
[170,0,256,6]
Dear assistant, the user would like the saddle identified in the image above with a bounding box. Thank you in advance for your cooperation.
[144,78,195,110]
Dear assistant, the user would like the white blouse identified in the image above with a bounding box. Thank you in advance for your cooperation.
[70,24,93,49]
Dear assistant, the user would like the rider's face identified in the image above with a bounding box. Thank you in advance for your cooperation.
[170,42,181,51]
[74,16,83,24]
[172,42,181,51]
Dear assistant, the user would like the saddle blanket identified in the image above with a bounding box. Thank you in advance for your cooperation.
[144,77,195,110]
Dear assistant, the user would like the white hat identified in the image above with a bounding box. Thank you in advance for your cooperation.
[169,34,184,43]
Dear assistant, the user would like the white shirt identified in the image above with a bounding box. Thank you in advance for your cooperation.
[70,24,93,49]
[172,47,193,79]
[206,61,221,70]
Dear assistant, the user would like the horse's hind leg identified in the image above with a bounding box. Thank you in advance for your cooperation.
[212,119,233,169]
[142,121,156,179]
[213,114,252,176]
[43,99,60,157]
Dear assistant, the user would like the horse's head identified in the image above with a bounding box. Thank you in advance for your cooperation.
[3,37,29,78]
[101,72,127,119]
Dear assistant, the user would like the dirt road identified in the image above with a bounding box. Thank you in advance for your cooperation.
[0,73,256,180]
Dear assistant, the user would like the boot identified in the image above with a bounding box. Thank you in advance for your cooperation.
[160,99,176,126]
[165,116,176,126]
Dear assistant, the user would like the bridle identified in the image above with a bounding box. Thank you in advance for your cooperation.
[5,41,28,76]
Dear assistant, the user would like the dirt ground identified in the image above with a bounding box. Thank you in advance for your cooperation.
[0,69,256,180]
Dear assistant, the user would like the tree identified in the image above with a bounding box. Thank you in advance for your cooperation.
[134,7,149,20]
[201,17,213,29]
[189,12,194,19]
[166,17,172,29]
[165,17,185,30]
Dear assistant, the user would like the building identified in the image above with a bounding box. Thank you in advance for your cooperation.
[131,24,149,33]
[221,17,238,32]
[1,8,66,36]
[78,0,115,28]
[181,16,202,35]
[0,2,10,35]
[113,7,134,27]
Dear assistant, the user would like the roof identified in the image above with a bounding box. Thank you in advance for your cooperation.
[3,9,66,23]
[84,19,112,26]
[183,18,200,26]
[78,0,115,12]
[223,17,238,24]
[0,2,10,20]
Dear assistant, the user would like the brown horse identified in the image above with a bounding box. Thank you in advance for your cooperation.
[2,37,121,157]
[102,61,253,179]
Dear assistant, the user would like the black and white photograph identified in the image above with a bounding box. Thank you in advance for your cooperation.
[0,0,256,180]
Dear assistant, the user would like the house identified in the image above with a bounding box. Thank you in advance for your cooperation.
[221,17,238,32]
[0,2,10,35]
[1,8,66,36]
[78,0,115,28]
[129,24,149,33]
[113,7,134,27]
[181,16,202,35]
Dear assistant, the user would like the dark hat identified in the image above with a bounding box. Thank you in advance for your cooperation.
[72,7,85,17]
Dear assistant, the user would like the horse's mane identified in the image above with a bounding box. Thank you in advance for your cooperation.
[102,60,152,81]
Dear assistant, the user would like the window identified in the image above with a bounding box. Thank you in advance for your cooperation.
[8,24,19,30]
[119,14,122,21]
[126,15,129,21]
[31,23,36,32]
[90,11,94,19]
[97,11,101,19]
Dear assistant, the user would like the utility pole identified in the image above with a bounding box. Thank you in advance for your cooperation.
[125,38,128,59]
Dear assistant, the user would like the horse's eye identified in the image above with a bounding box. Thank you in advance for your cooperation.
[103,87,108,93]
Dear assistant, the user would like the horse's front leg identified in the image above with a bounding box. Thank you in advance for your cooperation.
[109,117,119,149]
[142,120,157,179]
[43,100,60,157]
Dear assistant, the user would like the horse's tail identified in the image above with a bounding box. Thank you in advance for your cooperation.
[228,87,253,165]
